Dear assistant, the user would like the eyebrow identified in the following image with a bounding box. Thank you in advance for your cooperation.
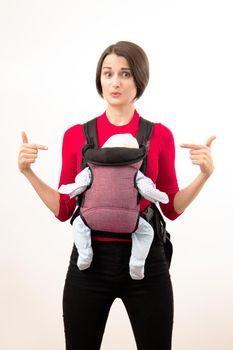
[102,66,131,70]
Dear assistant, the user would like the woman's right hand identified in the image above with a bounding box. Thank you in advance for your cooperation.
[18,131,48,173]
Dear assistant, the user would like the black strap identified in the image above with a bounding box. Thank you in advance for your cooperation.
[136,117,154,146]
[81,118,98,170]
[136,117,154,174]
[83,117,98,147]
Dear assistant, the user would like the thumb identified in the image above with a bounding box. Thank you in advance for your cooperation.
[206,136,216,148]
[21,131,28,144]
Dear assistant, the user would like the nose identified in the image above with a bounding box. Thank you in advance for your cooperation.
[112,75,120,88]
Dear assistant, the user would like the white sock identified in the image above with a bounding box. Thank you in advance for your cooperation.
[129,260,145,280]
[77,248,93,270]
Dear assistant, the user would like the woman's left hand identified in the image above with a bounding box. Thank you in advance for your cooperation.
[180,136,216,177]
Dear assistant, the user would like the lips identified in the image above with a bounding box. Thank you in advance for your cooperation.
[110,92,121,97]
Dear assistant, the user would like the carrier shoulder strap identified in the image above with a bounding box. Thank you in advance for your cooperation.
[82,116,154,173]
[81,118,98,170]
[136,117,154,146]
[83,117,98,148]
[136,117,154,174]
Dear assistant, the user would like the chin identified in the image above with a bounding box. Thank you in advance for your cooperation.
[106,98,124,106]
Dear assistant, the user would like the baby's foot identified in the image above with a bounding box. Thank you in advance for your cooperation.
[129,264,145,280]
[77,248,93,270]
[77,256,93,270]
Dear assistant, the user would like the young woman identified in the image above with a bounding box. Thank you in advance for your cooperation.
[18,41,215,350]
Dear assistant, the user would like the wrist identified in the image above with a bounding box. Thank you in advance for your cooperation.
[21,167,34,177]
[200,169,213,180]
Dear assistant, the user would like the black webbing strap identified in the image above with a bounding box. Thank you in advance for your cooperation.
[136,117,154,174]
[81,118,98,170]
[83,117,98,147]
[136,117,154,146]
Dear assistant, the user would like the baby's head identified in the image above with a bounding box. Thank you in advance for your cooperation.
[102,134,139,149]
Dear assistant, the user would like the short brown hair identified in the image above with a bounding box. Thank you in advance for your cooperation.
[96,41,149,100]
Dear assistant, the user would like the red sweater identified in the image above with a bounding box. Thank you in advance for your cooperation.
[56,110,181,229]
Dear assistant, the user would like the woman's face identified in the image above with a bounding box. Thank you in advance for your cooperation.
[100,54,137,107]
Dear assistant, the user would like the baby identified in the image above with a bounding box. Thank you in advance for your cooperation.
[59,134,169,279]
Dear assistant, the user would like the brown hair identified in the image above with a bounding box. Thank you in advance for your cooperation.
[96,41,149,100]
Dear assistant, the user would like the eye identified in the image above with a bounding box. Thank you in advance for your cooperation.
[102,70,112,78]
[121,70,131,78]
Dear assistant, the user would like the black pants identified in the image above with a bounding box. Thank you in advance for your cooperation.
[63,239,173,350]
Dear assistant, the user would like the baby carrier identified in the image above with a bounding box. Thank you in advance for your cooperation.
[71,117,173,267]
[80,140,148,233]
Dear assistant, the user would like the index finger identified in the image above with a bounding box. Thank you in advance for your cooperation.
[180,143,204,150]
[34,144,48,150]
[181,135,217,150]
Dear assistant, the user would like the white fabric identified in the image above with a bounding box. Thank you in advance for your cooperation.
[73,216,93,270]
[130,217,154,279]
[58,167,92,198]
[102,133,139,149]
[136,170,169,204]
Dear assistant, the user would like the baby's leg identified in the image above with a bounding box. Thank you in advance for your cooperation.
[129,217,154,280]
[73,216,93,270]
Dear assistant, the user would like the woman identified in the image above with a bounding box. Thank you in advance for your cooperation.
[18,41,215,350]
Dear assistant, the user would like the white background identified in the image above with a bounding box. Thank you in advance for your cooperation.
[1,0,233,349]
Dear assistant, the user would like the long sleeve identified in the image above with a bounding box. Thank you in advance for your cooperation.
[155,125,181,220]
[141,123,182,220]
[56,124,86,222]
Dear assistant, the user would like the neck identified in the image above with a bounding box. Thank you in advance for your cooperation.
[105,104,135,126]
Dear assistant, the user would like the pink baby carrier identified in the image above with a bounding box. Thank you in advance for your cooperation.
[72,117,153,234]
[81,156,143,233]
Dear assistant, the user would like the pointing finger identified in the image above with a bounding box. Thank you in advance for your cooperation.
[180,143,204,150]
[181,136,216,150]
[35,144,48,150]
